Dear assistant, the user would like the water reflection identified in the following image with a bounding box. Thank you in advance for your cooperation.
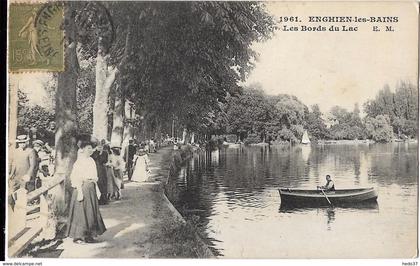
[326,208,335,230]
[169,143,417,258]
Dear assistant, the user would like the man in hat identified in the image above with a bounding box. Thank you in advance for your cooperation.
[123,139,137,181]
[9,135,38,208]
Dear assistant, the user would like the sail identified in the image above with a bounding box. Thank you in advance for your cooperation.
[302,130,310,144]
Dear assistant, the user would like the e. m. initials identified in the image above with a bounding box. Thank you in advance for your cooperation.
[373,25,395,32]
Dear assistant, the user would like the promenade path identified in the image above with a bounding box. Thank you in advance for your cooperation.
[55,147,188,258]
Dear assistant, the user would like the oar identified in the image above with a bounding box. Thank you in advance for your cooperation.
[320,188,333,206]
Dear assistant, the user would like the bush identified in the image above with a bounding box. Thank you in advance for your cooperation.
[244,133,261,144]
[278,126,298,144]
[365,115,394,142]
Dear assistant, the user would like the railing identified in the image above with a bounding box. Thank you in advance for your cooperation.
[8,175,65,257]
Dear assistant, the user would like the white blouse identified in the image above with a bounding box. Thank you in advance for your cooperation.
[70,156,99,200]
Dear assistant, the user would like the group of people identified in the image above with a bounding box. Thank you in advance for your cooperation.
[8,132,155,244]
[88,138,152,205]
[67,136,153,244]
[8,135,54,209]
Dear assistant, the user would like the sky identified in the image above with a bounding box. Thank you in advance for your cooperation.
[245,1,418,113]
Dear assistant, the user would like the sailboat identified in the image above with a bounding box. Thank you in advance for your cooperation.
[301,130,311,144]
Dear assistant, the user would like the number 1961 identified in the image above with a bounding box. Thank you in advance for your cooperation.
[278,16,301,23]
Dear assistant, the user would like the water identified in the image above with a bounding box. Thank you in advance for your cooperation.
[168,143,418,258]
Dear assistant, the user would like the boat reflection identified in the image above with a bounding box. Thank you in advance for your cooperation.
[279,200,379,213]
[326,208,335,230]
[279,202,379,231]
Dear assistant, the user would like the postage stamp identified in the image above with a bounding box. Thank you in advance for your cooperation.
[9,2,64,72]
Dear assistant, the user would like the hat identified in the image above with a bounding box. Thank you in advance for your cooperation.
[110,142,121,149]
[16,135,29,143]
[32,140,44,146]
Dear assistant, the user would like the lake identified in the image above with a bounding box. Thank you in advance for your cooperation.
[167,143,418,258]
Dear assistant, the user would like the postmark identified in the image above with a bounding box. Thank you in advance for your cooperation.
[9,2,64,72]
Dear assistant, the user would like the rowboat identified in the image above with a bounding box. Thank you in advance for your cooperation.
[278,187,378,207]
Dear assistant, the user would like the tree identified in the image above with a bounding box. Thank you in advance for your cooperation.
[75,2,118,140]
[66,2,275,145]
[306,104,329,140]
[363,81,418,138]
[224,88,275,142]
[274,94,307,127]
[17,94,54,138]
[54,2,79,216]
[126,2,276,140]
[364,115,394,142]
[328,105,366,140]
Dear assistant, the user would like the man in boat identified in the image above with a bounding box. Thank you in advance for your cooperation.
[317,175,335,191]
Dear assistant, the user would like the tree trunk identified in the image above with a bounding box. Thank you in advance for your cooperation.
[182,128,187,144]
[121,121,134,159]
[123,122,134,144]
[92,40,118,141]
[191,132,195,144]
[110,88,124,146]
[54,2,79,216]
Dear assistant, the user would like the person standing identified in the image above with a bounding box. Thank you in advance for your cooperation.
[132,149,150,183]
[107,145,124,200]
[91,140,109,205]
[66,138,106,244]
[9,135,37,196]
[148,138,155,153]
[30,140,44,190]
[123,139,136,181]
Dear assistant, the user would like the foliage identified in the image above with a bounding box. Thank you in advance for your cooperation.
[273,94,307,127]
[244,133,261,144]
[224,87,277,142]
[17,90,55,141]
[364,115,394,142]
[76,64,95,133]
[306,104,329,140]
[277,125,299,144]
[72,2,276,140]
[364,81,418,138]
[328,104,366,140]
[122,2,276,134]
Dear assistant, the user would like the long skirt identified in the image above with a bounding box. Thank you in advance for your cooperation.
[113,169,123,191]
[97,165,108,203]
[106,166,114,195]
[106,167,122,196]
[132,157,148,182]
[66,182,106,240]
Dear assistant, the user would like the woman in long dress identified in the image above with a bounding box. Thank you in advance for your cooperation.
[91,141,108,205]
[106,146,124,200]
[66,139,106,244]
[132,149,150,182]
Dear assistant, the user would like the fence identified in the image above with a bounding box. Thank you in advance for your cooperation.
[8,175,65,257]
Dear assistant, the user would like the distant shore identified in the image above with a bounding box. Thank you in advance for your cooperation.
[221,138,418,147]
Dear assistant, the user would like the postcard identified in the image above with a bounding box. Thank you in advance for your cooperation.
[6,0,419,261]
